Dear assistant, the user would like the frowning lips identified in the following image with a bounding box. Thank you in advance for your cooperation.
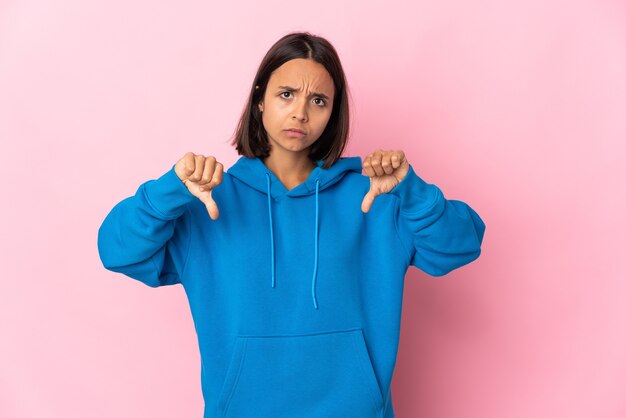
[285,128,306,134]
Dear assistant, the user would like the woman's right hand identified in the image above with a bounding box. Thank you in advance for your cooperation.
[174,152,223,220]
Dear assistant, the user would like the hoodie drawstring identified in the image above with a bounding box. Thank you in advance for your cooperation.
[311,179,320,309]
[265,173,276,289]
[265,173,321,310]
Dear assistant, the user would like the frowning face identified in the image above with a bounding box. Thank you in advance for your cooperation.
[258,58,335,157]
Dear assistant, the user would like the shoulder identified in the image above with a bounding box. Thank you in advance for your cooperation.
[333,171,399,214]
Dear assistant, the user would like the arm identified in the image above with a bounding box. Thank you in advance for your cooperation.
[390,164,486,276]
[97,164,196,287]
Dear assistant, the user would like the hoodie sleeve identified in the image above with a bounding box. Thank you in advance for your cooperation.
[389,164,486,276]
[97,164,197,287]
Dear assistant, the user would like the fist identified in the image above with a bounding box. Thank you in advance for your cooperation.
[175,152,223,220]
[361,149,410,213]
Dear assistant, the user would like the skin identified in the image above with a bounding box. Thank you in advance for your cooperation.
[175,152,223,220]
[174,59,411,220]
[360,149,410,213]
[257,58,335,189]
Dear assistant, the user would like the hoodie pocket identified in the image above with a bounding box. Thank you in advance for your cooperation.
[217,328,384,418]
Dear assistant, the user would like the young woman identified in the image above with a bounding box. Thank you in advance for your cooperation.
[98,31,486,418]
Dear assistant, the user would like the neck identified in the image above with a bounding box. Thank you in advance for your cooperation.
[262,152,317,188]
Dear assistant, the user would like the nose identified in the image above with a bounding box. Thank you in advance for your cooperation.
[292,98,308,122]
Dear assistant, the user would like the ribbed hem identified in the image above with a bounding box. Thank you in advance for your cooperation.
[388,164,442,214]
[143,163,196,218]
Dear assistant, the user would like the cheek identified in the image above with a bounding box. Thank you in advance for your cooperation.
[316,110,333,130]
[262,108,277,126]
[266,105,287,122]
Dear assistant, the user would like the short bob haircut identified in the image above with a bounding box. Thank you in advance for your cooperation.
[230,31,351,169]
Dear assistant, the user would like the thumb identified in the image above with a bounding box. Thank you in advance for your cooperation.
[361,189,378,213]
[198,190,220,220]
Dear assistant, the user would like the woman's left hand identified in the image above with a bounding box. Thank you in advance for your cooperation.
[361,149,410,213]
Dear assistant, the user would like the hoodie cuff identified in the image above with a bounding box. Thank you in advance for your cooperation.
[143,164,196,218]
[388,164,442,214]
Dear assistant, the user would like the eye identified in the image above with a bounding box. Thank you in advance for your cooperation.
[280,91,292,99]
[313,97,326,107]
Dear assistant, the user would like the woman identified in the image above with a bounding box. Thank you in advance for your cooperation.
[98,31,486,418]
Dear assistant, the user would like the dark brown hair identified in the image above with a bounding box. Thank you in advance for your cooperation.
[230,31,351,169]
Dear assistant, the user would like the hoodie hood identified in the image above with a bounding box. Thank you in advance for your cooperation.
[227,156,363,199]
[227,155,363,309]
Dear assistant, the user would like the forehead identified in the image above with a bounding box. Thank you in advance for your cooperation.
[269,59,334,94]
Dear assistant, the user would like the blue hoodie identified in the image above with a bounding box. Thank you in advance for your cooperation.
[97,155,485,418]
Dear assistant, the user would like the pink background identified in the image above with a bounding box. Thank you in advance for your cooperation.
[1,0,625,417]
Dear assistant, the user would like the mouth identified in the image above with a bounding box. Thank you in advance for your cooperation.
[284,128,306,138]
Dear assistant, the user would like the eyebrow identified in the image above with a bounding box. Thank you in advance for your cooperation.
[277,85,330,100]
